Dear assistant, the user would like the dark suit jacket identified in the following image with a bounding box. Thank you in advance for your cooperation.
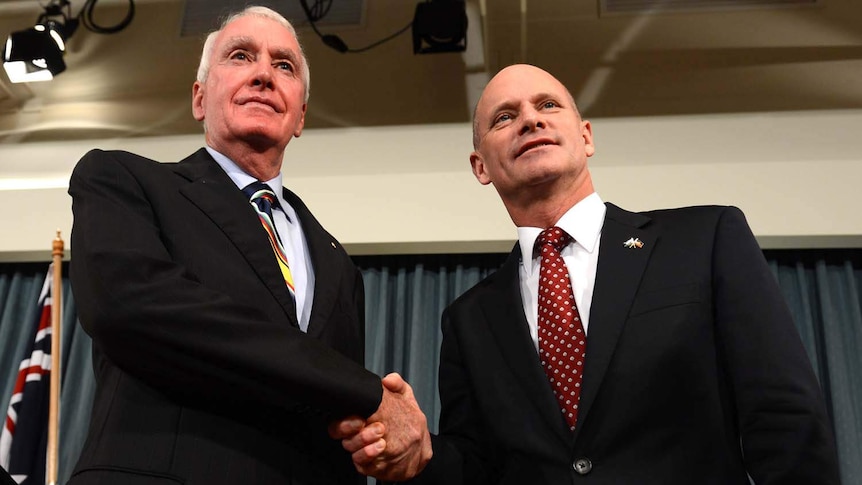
[410,204,839,484]
[67,148,382,485]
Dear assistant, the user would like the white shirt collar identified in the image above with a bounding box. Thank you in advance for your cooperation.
[206,146,287,211]
[517,192,606,275]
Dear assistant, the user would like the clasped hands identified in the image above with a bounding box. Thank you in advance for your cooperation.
[329,373,432,482]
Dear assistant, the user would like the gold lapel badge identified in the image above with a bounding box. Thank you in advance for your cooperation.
[623,237,644,249]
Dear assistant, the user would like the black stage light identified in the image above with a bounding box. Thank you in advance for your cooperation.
[3,0,83,83]
[3,22,68,83]
[412,0,468,54]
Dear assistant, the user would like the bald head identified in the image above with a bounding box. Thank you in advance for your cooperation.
[466,63,596,226]
[472,64,579,150]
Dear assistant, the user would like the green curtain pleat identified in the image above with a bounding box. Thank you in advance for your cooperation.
[356,253,506,433]
[1,250,860,483]
[768,251,862,484]
[57,282,94,485]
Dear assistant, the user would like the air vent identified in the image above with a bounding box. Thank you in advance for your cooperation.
[601,0,819,14]
[180,0,364,37]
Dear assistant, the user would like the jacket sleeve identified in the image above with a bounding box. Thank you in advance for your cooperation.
[713,207,840,484]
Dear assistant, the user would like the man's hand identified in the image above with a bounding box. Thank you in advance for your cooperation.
[329,373,432,481]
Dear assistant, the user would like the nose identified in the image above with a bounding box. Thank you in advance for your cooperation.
[519,107,545,136]
[250,63,275,90]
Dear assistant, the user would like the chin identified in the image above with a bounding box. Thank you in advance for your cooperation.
[234,131,285,149]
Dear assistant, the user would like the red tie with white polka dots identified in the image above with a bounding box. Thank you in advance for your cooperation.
[536,226,586,431]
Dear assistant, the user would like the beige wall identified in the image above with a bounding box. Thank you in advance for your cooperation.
[1,109,860,262]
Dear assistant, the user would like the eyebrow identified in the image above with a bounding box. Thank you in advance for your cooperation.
[488,91,567,118]
[220,36,255,55]
[488,100,516,118]
[219,37,301,67]
[271,47,300,68]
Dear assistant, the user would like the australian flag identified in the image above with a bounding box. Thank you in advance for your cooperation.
[0,268,53,485]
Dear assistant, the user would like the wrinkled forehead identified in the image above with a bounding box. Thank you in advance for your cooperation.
[215,16,300,55]
[478,67,566,116]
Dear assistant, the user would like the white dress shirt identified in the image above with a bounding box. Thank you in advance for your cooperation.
[517,192,606,351]
[207,147,315,331]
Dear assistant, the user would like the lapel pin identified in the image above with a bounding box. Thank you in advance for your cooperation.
[330,241,337,249]
[623,237,644,249]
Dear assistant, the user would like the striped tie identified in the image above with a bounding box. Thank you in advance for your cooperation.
[242,182,296,297]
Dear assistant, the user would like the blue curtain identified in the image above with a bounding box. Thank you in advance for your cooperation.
[768,250,862,484]
[355,254,506,433]
[1,250,860,483]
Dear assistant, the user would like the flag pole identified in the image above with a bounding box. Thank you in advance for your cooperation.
[47,231,64,485]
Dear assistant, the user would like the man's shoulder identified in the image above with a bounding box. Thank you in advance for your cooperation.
[451,272,497,304]
[79,148,162,165]
[445,250,516,312]
[73,149,163,175]
[608,203,746,226]
[73,148,207,178]
[78,147,210,166]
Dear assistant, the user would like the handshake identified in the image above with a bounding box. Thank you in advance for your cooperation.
[329,373,433,482]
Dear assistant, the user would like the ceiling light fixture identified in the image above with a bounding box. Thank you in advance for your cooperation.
[300,0,468,55]
[3,0,78,83]
[412,0,468,54]
[3,0,135,84]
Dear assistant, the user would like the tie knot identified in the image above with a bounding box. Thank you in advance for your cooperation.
[536,226,572,253]
[242,181,280,210]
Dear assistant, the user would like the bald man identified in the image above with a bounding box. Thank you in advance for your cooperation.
[336,64,839,485]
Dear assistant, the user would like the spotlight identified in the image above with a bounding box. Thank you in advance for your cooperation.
[3,0,79,83]
[412,0,468,55]
[4,24,68,83]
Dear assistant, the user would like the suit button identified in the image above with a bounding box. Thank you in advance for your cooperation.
[573,458,592,475]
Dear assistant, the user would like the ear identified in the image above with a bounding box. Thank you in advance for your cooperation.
[293,103,308,138]
[581,120,595,157]
[470,151,492,186]
[192,81,205,122]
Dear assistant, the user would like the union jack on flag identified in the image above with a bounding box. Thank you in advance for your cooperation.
[0,267,53,485]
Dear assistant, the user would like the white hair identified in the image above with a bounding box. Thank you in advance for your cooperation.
[196,6,310,103]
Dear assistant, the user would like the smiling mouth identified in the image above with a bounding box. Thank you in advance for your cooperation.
[239,97,282,113]
[243,101,276,111]
[517,142,553,157]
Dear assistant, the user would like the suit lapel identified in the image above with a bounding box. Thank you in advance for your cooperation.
[482,248,574,447]
[281,188,344,338]
[172,149,299,327]
[573,203,655,442]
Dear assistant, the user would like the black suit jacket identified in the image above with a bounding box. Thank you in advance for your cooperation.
[410,204,839,484]
[67,148,382,485]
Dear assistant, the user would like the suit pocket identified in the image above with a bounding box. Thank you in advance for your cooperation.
[68,467,184,485]
[628,283,703,317]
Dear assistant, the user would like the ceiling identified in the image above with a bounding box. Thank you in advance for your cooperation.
[0,0,860,144]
